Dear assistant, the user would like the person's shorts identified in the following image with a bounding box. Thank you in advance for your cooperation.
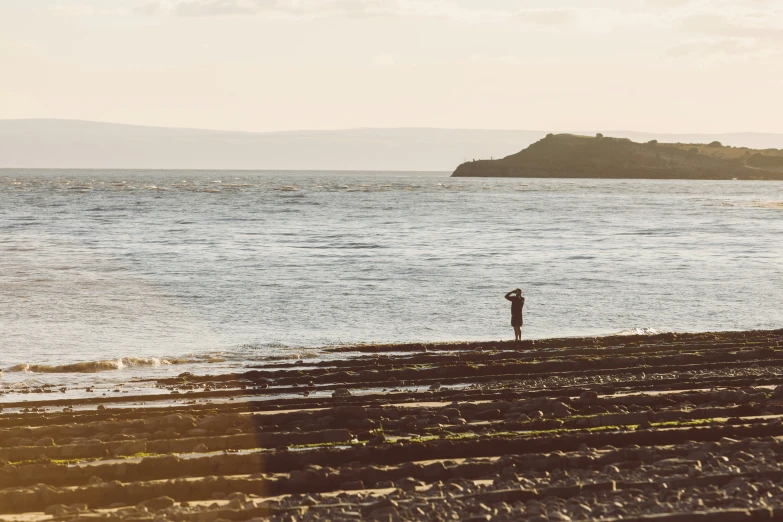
[511,317,523,327]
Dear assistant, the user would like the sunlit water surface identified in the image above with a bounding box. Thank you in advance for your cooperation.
[1,171,781,396]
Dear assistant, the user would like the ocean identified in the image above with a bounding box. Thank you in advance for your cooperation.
[1,170,782,397]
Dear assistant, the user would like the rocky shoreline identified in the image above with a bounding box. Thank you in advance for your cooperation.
[2,329,783,521]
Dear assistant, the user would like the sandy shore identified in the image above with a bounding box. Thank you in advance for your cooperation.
[1,329,783,521]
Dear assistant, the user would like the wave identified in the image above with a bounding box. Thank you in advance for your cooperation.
[4,355,224,374]
[237,343,321,362]
[246,352,320,363]
[612,327,664,336]
[753,201,783,210]
[718,200,783,210]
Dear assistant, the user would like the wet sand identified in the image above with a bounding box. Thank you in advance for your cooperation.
[2,329,783,521]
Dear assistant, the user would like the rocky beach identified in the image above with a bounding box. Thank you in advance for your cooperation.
[1,329,783,521]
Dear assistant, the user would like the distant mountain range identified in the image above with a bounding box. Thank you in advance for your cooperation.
[2,119,783,171]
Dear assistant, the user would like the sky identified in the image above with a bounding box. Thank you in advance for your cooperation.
[1,0,782,133]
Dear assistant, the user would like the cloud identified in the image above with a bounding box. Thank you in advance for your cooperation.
[49,4,130,16]
[371,53,398,66]
[469,53,521,65]
[133,2,167,15]
[175,0,258,17]
[646,0,776,6]
[50,4,96,16]
[650,2,783,56]
[668,37,761,56]
[515,8,576,26]
[681,13,783,41]
[131,0,783,59]
[513,7,659,33]
[132,0,647,36]
[646,0,694,6]
[133,0,501,20]
[134,0,614,25]
[671,10,783,57]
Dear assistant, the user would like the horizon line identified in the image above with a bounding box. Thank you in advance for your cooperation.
[0,167,451,173]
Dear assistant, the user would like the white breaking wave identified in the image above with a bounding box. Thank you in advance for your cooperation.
[5,355,225,374]
[613,327,664,336]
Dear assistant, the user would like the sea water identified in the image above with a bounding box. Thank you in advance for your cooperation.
[1,170,782,393]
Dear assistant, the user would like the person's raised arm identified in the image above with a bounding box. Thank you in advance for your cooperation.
[505,290,514,301]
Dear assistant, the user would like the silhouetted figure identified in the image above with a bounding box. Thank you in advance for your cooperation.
[505,289,525,341]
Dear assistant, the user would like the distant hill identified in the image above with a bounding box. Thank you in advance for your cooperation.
[2,119,783,171]
[452,133,783,180]
[0,120,543,171]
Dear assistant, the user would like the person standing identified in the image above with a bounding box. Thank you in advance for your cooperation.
[505,288,525,341]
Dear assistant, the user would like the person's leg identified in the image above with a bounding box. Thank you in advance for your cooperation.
[513,326,521,341]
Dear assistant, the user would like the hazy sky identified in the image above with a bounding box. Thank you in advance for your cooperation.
[1,0,782,133]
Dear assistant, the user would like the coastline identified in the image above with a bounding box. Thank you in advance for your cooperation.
[1,328,783,519]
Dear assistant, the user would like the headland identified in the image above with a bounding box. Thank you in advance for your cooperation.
[452,133,783,180]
